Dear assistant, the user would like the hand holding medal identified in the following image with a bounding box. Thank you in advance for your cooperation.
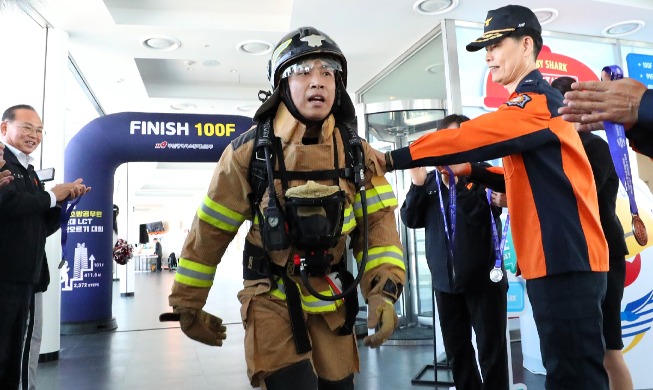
[602,65,648,246]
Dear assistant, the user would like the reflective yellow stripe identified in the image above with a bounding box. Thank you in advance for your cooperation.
[354,186,398,218]
[341,205,356,234]
[269,287,285,300]
[174,257,216,288]
[197,195,246,233]
[269,278,342,313]
[356,245,406,272]
[300,290,340,312]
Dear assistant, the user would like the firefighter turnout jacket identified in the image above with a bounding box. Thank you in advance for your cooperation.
[169,102,405,318]
[390,69,608,280]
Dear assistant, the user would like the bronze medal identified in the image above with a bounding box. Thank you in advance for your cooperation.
[632,214,648,246]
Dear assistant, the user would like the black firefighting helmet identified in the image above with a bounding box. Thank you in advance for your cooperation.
[254,26,355,123]
[267,26,348,89]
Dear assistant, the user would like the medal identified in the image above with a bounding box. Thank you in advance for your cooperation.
[632,214,648,246]
[487,190,510,283]
[489,267,503,283]
[603,65,647,247]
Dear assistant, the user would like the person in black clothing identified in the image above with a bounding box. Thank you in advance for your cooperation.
[400,114,509,390]
[0,104,90,387]
[154,238,163,271]
[552,76,634,390]
[21,254,49,390]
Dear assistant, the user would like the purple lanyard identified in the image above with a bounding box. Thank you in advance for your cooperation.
[487,190,510,270]
[434,167,456,259]
[59,196,83,268]
[602,65,647,246]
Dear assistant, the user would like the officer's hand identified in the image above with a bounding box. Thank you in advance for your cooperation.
[160,307,227,346]
[363,294,398,348]
[373,148,388,173]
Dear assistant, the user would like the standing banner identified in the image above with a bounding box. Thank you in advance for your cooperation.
[61,112,252,331]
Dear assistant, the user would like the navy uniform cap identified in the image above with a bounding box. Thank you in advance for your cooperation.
[466,5,542,52]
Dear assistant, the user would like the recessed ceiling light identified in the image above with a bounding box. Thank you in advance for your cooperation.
[142,36,181,51]
[170,103,196,111]
[425,63,444,74]
[413,0,458,15]
[203,60,220,67]
[602,20,644,37]
[533,8,558,25]
[236,40,273,55]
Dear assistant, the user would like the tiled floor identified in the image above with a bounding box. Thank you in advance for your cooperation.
[35,270,546,389]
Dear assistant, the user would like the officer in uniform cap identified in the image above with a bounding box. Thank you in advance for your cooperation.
[380,5,610,389]
[162,26,406,390]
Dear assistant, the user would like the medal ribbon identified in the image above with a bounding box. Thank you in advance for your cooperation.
[487,190,510,270]
[434,167,456,259]
[602,65,640,217]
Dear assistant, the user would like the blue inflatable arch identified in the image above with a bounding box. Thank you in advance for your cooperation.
[61,112,252,332]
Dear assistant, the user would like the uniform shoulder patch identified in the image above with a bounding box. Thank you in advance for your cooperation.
[506,94,532,109]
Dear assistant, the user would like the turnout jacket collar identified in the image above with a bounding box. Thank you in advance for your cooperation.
[272,103,336,144]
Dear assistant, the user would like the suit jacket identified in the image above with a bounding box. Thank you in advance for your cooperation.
[0,148,60,284]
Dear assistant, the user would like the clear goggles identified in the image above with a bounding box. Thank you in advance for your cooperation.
[280,57,342,80]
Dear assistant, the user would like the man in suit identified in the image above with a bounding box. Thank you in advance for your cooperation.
[0,104,90,387]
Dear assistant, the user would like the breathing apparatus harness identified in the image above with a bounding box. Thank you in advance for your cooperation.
[249,117,370,302]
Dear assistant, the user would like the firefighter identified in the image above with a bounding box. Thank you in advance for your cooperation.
[161,26,406,390]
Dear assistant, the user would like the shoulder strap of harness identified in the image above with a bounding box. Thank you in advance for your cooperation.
[248,119,363,213]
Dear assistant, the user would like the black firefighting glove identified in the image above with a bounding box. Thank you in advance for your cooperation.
[363,294,398,348]
[159,307,227,346]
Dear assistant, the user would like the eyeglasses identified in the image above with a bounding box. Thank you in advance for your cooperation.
[6,121,43,137]
[280,57,342,80]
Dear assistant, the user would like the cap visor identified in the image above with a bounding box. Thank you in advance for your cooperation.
[465,32,509,52]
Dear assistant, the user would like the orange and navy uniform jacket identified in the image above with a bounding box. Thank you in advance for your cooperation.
[626,89,653,158]
[390,69,609,280]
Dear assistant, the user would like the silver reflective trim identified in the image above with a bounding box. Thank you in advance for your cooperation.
[176,266,215,281]
[200,203,240,228]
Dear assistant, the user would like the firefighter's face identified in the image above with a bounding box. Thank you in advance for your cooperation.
[286,59,337,122]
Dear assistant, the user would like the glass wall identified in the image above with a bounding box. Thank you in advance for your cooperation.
[357,23,450,326]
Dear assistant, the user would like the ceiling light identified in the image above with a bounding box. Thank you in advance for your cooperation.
[425,63,444,74]
[413,0,458,15]
[170,103,196,111]
[602,20,644,37]
[533,8,558,25]
[142,36,181,51]
[236,40,273,55]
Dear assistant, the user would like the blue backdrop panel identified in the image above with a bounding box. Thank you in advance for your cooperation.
[61,112,252,325]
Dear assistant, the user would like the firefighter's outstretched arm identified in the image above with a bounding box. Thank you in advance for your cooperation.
[160,307,227,346]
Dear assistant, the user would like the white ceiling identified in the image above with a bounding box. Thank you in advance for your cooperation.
[19,0,653,216]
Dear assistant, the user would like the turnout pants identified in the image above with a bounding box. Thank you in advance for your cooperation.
[238,291,358,389]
